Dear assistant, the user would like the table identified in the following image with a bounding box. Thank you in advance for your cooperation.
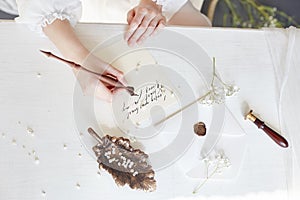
[0,22,299,200]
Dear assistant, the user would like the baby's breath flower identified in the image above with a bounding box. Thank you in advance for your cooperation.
[199,57,239,106]
[193,150,231,194]
[224,84,240,96]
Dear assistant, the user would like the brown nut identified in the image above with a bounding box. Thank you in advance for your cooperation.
[193,122,206,136]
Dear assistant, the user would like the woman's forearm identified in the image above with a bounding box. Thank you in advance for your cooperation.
[43,19,89,64]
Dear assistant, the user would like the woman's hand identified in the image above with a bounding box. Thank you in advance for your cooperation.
[75,54,124,102]
[125,0,166,46]
[43,19,124,102]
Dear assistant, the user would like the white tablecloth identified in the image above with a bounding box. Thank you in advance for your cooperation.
[0,22,299,200]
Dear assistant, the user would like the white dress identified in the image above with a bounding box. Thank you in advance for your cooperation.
[13,0,188,35]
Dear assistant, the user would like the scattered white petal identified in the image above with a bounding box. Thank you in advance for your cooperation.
[76,183,80,189]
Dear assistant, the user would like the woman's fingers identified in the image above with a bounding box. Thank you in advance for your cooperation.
[125,8,147,42]
[103,64,128,86]
[94,81,113,102]
[150,19,166,37]
[104,64,123,78]
[136,17,165,45]
[125,0,166,46]
[127,9,135,24]
[75,52,128,102]
[127,11,157,46]
[125,11,166,46]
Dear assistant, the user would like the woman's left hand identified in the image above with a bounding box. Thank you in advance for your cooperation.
[125,0,166,46]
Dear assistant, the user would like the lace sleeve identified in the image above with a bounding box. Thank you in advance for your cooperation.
[15,0,82,36]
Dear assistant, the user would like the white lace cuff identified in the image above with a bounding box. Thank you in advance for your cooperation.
[15,0,82,36]
[41,12,77,28]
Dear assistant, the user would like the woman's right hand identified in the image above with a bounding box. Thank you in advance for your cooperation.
[43,19,124,102]
[75,54,125,102]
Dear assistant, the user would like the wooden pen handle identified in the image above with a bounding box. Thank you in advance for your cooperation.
[254,118,289,148]
[40,50,136,95]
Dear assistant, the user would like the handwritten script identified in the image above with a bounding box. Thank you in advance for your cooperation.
[122,82,168,120]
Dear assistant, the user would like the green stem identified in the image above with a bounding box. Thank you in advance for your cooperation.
[223,13,228,27]
[193,163,221,194]
[223,0,241,27]
[211,57,216,87]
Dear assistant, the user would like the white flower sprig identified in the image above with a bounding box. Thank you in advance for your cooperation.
[154,57,239,126]
[199,57,239,106]
[193,150,231,194]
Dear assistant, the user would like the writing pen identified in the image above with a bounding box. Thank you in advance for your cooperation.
[40,50,137,96]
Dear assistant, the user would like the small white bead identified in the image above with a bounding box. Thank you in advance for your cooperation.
[34,157,40,164]
[27,127,34,136]
[171,91,175,97]
[12,138,17,145]
[133,171,138,176]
